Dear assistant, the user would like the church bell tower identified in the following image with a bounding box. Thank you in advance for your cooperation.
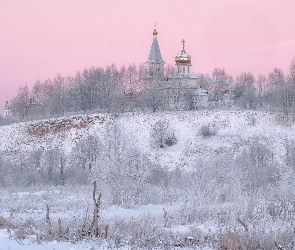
[145,28,165,79]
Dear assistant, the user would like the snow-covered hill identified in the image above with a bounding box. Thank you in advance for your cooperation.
[0,110,293,170]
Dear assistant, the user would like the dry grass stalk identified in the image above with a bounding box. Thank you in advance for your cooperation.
[81,205,89,237]
[105,225,109,239]
[88,181,102,237]
[77,228,82,240]
[46,203,52,237]
[237,218,248,232]
[58,218,63,240]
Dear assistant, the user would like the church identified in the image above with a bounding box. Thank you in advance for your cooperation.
[3,100,10,118]
[3,28,209,118]
[144,28,208,110]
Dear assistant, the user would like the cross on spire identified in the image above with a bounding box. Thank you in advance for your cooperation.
[181,39,185,51]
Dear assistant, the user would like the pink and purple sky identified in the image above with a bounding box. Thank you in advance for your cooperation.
[1,0,295,112]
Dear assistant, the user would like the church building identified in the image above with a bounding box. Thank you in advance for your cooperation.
[3,100,10,118]
[145,28,208,110]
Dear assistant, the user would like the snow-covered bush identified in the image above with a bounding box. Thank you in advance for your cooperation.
[247,113,256,126]
[150,119,177,148]
[199,124,216,137]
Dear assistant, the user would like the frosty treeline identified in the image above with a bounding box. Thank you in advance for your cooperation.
[2,56,295,122]
[8,64,146,120]
[202,56,295,113]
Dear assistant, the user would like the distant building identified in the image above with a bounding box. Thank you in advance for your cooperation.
[145,28,208,110]
[3,100,10,118]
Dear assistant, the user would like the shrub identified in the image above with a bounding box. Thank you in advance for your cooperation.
[199,124,216,137]
[150,120,177,148]
[165,133,177,146]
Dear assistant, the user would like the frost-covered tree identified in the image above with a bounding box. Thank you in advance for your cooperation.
[164,64,176,79]
[234,72,256,109]
[10,84,29,119]
[211,68,233,102]
[80,122,151,206]
[70,135,102,171]
[236,144,280,190]
[186,155,242,206]
[150,120,177,148]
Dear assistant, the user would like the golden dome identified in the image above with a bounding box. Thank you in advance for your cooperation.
[175,50,191,64]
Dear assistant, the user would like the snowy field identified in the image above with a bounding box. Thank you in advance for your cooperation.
[1,110,295,249]
[0,185,215,249]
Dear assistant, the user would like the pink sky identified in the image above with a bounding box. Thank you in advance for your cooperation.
[1,0,295,112]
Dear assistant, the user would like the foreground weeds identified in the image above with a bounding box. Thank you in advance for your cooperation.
[1,185,294,249]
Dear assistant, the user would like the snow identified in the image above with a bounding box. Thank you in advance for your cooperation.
[0,229,90,250]
[176,52,191,58]
[1,110,295,248]
[0,110,293,170]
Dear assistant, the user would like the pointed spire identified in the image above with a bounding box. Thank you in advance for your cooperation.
[147,28,164,64]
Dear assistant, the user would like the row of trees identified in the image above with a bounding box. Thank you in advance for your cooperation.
[199,57,295,118]
[3,57,295,121]
[9,64,146,119]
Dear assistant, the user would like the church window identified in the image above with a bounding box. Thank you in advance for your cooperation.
[183,67,185,73]
[188,67,190,73]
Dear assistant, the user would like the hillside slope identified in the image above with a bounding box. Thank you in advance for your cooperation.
[0,110,293,170]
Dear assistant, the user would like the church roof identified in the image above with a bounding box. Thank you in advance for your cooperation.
[146,29,165,64]
[176,50,191,58]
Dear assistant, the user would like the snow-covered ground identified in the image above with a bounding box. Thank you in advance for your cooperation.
[0,186,214,249]
[0,229,98,250]
[1,110,295,249]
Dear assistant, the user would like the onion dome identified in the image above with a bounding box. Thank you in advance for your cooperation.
[175,39,191,65]
[175,50,192,65]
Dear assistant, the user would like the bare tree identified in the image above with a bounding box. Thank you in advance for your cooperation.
[211,68,233,102]
[234,72,256,109]
[10,84,29,119]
